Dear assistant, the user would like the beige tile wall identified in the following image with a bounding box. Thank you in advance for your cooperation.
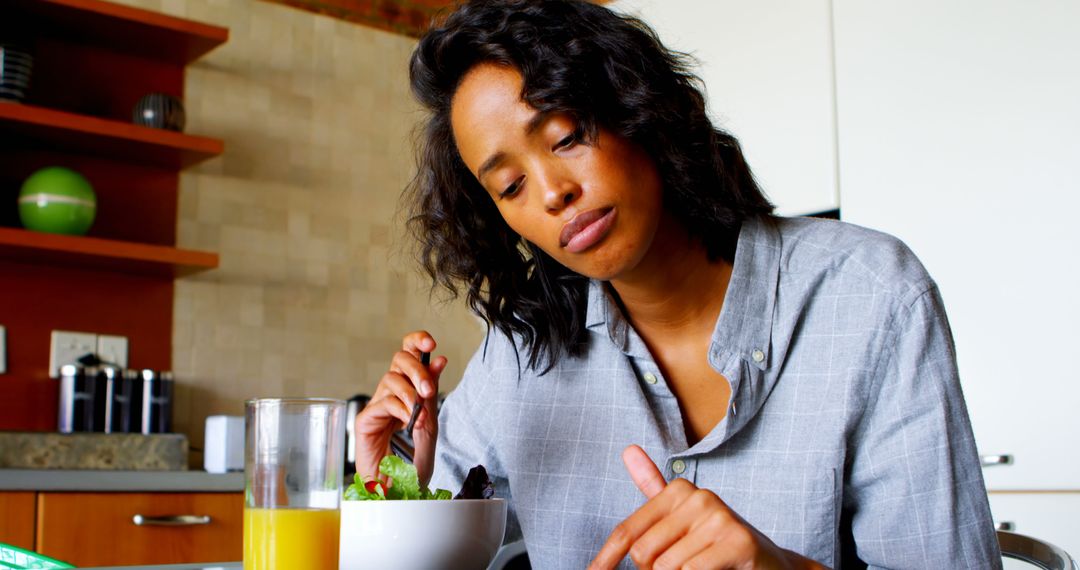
[114,0,485,461]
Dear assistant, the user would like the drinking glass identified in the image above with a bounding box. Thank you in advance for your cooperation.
[243,398,346,570]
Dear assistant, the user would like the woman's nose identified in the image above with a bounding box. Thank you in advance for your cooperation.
[541,175,581,213]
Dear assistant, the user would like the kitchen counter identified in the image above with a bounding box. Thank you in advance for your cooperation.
[74,545,527,569]
[0,469,243,492]
[0,432,188,471]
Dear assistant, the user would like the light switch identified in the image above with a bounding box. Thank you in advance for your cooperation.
[49,330,97,378]
[97,335,128,368]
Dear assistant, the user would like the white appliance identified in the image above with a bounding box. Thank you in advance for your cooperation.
[203,415,244,473]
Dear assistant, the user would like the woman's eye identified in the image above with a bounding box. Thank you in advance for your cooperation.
[555,132,577,150]
[499,176,524,198]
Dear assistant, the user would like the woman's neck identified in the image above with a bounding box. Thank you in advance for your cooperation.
[608,215,734,338]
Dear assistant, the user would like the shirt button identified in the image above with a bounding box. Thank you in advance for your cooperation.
[643,373,658,385]
[671,459,686,474]
[752,349,765,363]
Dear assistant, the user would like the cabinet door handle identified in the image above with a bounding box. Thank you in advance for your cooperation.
[132,514,212,526]
[995,521,1015,531]
[980,454,1014,467]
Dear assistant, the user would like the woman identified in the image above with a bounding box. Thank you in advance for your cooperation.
[354,1,1001,568]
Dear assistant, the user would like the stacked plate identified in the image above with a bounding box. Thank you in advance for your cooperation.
[0,43,33,103]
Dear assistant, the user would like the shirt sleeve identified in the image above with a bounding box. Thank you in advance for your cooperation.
[429,331,523,545]
[845,284,1001,569]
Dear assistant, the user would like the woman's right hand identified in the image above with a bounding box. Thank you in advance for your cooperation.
[354,331,447,488]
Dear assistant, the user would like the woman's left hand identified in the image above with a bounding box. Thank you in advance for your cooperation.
[588,445,828,570]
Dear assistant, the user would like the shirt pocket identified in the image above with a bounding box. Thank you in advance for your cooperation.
[716,467,838,563]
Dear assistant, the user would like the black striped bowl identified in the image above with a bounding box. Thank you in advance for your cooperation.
[0,43,32,102]
[132,93,186,131]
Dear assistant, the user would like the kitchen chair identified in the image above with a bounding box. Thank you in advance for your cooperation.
[490,532,1080,570]
[488,540,529,570]
[999,530,1077,570]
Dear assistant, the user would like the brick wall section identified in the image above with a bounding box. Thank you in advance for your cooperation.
[111,0,484,465]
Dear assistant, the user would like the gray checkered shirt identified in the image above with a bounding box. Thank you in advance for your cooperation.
[430,215,1001,569]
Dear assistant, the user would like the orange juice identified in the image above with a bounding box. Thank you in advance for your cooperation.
[244,507,340,570]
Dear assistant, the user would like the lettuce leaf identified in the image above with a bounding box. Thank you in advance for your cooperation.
[453,465,494,500]
[344,456,451,501]
[379,455,420,500]
[421,487,453,501]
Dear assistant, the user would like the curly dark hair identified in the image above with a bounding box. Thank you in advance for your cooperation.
[405,0,773,372]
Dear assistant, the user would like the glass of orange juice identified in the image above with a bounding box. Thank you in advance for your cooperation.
[243,398,346,570]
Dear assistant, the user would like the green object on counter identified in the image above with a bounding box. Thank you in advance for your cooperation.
[17,166,97,236]
[0,543,75,569]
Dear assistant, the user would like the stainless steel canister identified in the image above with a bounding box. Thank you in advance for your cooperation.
[102,365,141,433]
[135,369,174,434]
[58,364,98,433]
[100,365,120,433]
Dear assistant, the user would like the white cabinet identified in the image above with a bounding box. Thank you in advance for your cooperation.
[990,493,1080,566]
[609,0,839,216]
[833,0,1080,490]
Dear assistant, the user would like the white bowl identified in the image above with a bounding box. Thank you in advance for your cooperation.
[339,498,507,570]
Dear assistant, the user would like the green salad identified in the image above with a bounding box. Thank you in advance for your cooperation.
[345,455,452,501]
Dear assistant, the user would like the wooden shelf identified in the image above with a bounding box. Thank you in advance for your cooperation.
[0,0,227,432]
[6,0,229,65]
[0,103,223,170]
[0,227,218,278]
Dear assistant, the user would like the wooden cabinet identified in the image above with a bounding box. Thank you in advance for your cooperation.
[833,0,1080,492]
[0,491,242,567]
[39,492,242,566]
[609,0,840,216]
[0,0,227,431]
[0,492,36,551]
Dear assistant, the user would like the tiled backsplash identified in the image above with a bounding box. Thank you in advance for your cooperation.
[113,0,484,461]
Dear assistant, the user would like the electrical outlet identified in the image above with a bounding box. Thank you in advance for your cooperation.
[97,335,128,368]
[49,330,97,378]
[0,325,6,374]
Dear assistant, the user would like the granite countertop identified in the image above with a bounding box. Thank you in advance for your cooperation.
[0,432,188,471]
[0,469,244,492]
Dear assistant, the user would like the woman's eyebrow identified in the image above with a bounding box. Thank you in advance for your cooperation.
[477,151,507,182]
[524,110,550,136]
[476,111,552,181]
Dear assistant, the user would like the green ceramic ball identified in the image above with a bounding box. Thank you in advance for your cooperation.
[18,166,97,235]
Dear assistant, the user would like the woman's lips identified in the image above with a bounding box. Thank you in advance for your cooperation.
[560,207,616,253]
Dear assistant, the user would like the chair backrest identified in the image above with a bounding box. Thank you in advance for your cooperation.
[999,530,1077,570]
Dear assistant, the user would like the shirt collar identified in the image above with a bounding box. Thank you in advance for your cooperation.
[585,280,634,353]
[710,215,780,372]
[584,215,782,369]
